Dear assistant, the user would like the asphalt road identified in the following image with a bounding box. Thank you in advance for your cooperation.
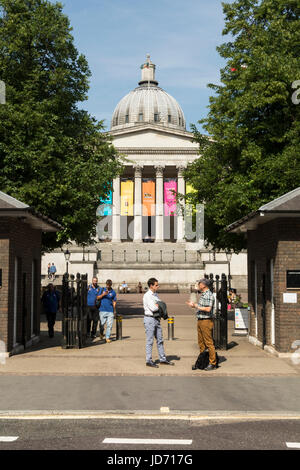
[1,376,300,413]
[0,418,300,451]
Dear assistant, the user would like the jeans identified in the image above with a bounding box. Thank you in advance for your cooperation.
[144,316,167,363]
[100,311,114,339]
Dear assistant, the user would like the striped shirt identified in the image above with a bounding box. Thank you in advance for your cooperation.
[197,289,215,319]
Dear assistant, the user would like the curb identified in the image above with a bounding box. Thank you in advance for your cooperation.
[1,410,300,421]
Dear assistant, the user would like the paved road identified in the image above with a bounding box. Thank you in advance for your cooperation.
[0,418,300,450]
[1,376,300,414]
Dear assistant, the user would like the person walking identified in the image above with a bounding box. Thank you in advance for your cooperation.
[41,284,60,338]
[186,278,217,371]
[98,280,117,343]
[87,277,101,339]
[49,263,57,281]
[47,263,51,280]
[143,278,174,368]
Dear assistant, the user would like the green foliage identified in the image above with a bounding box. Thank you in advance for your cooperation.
[185,0,300,251]
[0,0,122,250]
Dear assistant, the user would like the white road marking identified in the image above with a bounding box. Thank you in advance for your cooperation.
[103,438,192,445]
[0,436,19,442]
[286,442,300,449]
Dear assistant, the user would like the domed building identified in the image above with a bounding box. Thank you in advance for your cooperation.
[42,56,248,295]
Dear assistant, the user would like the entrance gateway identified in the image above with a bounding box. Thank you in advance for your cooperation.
[42,56,248,295]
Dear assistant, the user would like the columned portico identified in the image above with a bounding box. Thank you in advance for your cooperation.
[112,176,121,242]
[176,164,186,243]
[155,165,164,242]
[133,165,143,241]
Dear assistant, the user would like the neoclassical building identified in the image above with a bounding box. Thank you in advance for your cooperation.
[42,56,247,294]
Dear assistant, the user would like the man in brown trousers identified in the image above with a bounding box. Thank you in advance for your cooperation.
[187,278,217,371]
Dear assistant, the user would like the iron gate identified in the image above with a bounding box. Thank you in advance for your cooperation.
[61,273,88,349]
[204,273,228,350]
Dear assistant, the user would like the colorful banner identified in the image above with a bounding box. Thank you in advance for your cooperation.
[142,179,155,216]
[99,187,112,216]
[121,180,134,216]
[164,179,177,216]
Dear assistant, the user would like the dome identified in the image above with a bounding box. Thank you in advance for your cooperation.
[110,55,186,131]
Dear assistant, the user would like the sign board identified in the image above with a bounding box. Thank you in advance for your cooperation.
[283,292,297,303]
[235,308,249,330]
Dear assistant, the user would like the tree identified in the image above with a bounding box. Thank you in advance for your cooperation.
[0,0,122,250]
[185,0,300,251]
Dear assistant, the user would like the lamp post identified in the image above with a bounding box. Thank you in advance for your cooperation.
[64,249,70,275]
[225,250,232,289]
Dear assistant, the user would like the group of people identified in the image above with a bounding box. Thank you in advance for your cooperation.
[41,276,218,371]
[47,263,57,281]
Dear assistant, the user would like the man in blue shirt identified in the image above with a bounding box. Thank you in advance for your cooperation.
[98,279,117,343]
[41,284,60,338]
[87,277,102,339]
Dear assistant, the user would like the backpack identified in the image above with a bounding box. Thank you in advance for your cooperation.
[95,287,102,309]
[194,350,219,370]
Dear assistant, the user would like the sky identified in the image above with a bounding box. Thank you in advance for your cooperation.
[55,0,234,133]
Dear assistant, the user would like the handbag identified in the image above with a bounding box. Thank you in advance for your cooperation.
[95,287,102,309]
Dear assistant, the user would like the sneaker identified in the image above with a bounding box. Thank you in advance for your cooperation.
[99,332,104,340]
[204,364,216,371]
[106,338,112,343]
[146,361,159,368]
[159,360,175,366]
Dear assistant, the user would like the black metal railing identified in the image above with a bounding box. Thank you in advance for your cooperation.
[205,273,228,350]
[61,273,88,349]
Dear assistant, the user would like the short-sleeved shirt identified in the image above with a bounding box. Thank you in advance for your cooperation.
[99,288,117,313]
[87,284,101,307]
[197,289,215,319]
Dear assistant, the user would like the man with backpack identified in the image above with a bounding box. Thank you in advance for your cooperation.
[186,278,217,371]
[87,277,102,339]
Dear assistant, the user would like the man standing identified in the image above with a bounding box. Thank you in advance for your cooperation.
[143,278,174,368]
[41,284,60,338]
[187,278,217,371]
[98,280,117,343]
[87,277,101,339]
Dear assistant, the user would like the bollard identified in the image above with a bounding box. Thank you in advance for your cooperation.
[168,316,175,340]
[116,315,123,340]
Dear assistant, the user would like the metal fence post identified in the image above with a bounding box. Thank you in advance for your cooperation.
[168,317,174,340]
[116,315,123,340]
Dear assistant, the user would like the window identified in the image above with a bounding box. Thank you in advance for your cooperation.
[154,113,159,122]
[178,117,181,125]
[168,115,172,123]
[125,114,129,123]
[139,113,143,122]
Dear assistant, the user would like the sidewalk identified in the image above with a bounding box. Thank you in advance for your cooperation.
[1,294,299,377]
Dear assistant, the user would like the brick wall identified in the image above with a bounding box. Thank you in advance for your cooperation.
[248,218,300,353]
[0,217,42,353]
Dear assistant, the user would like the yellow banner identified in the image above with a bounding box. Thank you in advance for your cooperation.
[121,180,134,216]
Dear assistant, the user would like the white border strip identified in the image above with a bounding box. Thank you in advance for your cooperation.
[286,442,300,449]
[103,438,192,445]
[0,436,19,442]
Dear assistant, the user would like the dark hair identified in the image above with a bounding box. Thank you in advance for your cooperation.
[106,279,112,286]
[148,277,158,288]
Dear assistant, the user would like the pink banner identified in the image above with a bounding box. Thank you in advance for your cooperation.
[164,180,177,216]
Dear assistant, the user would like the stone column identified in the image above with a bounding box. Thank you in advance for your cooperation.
[134,165,143,241]
[112,176,121,242]
[176,164,186,243]
[155,165,164,242]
